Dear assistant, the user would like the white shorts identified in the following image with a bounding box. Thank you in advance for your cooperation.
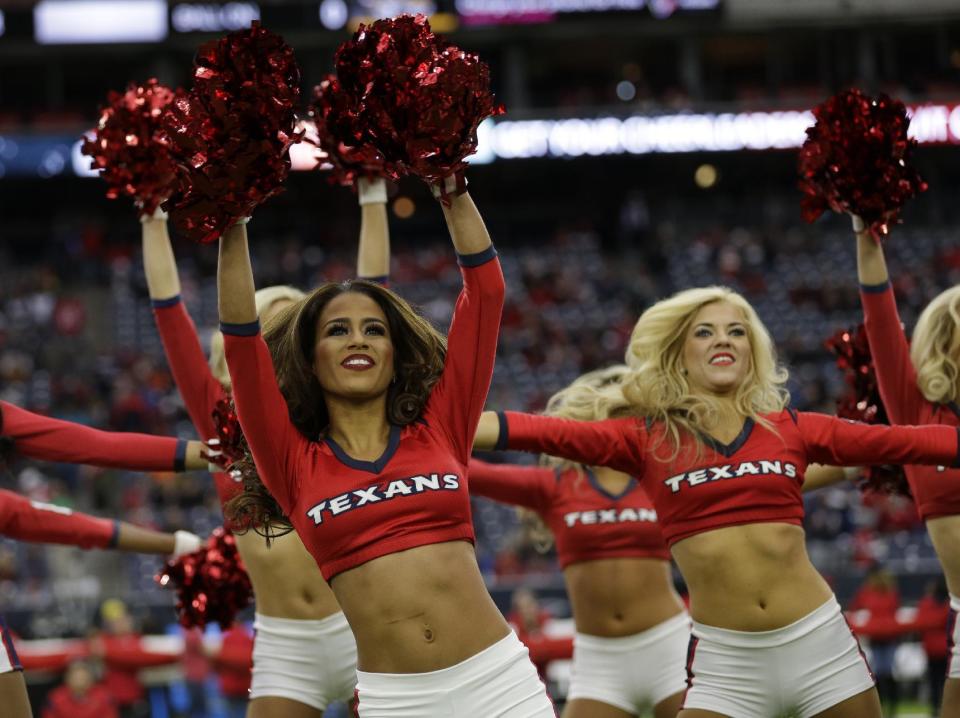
[682,598,875,718]
[250,611,358,710]
[0,617,20,674]
[948,595,960,679]
[356,631,555,717]
[567,612,690,712]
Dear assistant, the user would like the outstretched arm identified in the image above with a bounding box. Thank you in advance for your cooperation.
[855,216,889,287]
[1,401,206,472]
[801,464,857,492]
[0,489,199,555]
[142,212,181,300]
[356,177,390,281]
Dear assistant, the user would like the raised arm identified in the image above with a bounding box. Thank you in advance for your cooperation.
[424,187,505,462]
[144,215,225,438]
[218,223,305,511]
[477,411,647,477]
[468,459,554,510]
[1,401,206,472]
[0,489,199,555]
[856,222,923,422]
[798,412,960,467]
[356,177,390,282]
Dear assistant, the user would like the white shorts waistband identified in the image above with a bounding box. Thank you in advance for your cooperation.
[574,612,690,652]
[358,631,525,689]
[254,611,349,637]
[692,597,840,648]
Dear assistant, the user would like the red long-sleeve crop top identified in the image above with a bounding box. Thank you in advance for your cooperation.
[223,249,504,580]
[861,281,960,520]
[496,409,959,547]
[469,459,669,567]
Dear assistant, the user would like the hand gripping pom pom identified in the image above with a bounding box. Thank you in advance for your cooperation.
[81,79,178,218]
[162,22,303,243]
[332,14,505,186]
[798,89,928,239]
[307,75,393,187]
[824,325,910,497]
[156,527,253,629]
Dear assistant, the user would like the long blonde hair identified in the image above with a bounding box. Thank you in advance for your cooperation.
[209,285,306,387]
[910,286,960,405]
[621,286,790,456]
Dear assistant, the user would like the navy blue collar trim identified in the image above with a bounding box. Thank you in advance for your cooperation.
[324,425,401,474]
[698,418,755,457]
[151,295,181,309]
[457,245,497,268]
[220,319,261,337]
[859,281,891,294]
[585,466,637,501]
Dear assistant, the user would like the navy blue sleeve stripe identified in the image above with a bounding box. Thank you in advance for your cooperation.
[494,411,509,451]
[457,245,498,268]
[859,281,891,294]
[954,428,960,469]
[359,275,389,286]
[174,439,187,472]
[108,520,121,548]
[151,295,182,308]
[220,319,261,337]
[787,407,798,424]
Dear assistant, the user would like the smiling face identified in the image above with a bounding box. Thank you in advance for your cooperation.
[681,300,752,396]
[312,291,395,403]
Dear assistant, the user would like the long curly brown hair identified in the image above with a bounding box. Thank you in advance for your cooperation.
[225,280,447,540]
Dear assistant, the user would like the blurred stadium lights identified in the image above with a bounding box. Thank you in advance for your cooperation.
[0,102,953,178]
[34,0,168,44]
[455,0,720,25]
[170,2,260,32]
[0,9,5,37]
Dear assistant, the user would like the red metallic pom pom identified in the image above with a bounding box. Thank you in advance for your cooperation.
[825,325,910,496]
[799,89,927,238]
[332,14,505,185]
[307,75,392,187]
[163,22,303,243]
[211,397,247,466]
[81,79,178,218]
[156,527,253,629]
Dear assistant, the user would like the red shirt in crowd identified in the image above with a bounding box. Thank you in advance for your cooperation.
[42,684,118,718]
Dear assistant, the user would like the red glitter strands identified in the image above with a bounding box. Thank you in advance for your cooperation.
[332,14,505,185]
[163,22,303,244]
[157,527,253,629]
[825,325,910,497]
[81,79,178,218]
[307,75,393,188]
[799,89,927,238]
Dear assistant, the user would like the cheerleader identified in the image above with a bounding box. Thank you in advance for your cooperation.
[219,178,554,717]
[470,366,688,718]
[141,178,388,718]
[855,215,960,713]
[475,285,960,718]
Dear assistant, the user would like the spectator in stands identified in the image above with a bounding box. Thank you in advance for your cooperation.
[851,567,902,715]
[916,578,951,717]
[42,658,118,718]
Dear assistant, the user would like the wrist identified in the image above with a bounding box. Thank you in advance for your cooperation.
[140,206,169,224]
[357,177,388,206]
[431,172,468,206]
